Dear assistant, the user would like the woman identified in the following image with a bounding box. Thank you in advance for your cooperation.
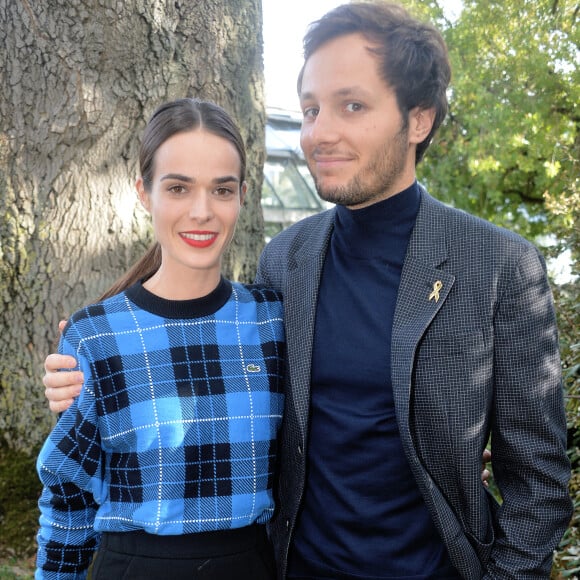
[35,98,284,579]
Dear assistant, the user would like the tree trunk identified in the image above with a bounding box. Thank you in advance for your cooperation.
[0,0,266,450]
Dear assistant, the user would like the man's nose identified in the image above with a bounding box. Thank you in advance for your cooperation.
[303,109,339,146]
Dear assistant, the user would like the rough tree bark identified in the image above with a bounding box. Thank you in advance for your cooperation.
[0,0,266,450]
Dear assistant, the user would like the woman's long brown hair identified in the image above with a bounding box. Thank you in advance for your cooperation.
[96,242,161,302]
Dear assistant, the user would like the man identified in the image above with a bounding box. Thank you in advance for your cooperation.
[44,2,571,578]
[255,3,571,578]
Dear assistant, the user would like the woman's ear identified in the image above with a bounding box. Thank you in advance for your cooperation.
[240,181,247,206]
[136,177,151,212]
[409,107,436,144]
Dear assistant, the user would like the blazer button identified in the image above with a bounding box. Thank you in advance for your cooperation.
[286,519,290,530]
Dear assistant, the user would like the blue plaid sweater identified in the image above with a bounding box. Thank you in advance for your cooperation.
[36,278,285,579]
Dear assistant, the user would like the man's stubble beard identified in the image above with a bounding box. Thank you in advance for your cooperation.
[312,124,409,208]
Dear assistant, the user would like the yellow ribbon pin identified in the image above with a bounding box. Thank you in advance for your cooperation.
[429,280,443,303]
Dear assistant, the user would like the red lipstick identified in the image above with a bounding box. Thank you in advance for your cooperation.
[180,231,218,248]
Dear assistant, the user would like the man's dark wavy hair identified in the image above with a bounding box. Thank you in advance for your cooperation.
[297,2,451,164]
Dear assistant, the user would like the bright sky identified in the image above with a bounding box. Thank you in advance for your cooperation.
[262,0,463,111]
[263,0,343,111]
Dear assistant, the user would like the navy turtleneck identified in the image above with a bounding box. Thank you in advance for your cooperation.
[288,182,459,579]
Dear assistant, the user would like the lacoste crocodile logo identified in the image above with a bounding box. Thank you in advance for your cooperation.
[246,364,261,373]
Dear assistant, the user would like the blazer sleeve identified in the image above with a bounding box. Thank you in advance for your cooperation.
[483,244,572,578]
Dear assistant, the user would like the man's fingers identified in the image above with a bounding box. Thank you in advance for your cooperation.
[49,399,76,414]
[44,384,82,402]
[44,353,77,372]
[482,449,492,464]
[42,352,82,412]
[42,370,83,390]
[481,469,491,487]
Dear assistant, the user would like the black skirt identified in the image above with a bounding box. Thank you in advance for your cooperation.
[90,524,275,579]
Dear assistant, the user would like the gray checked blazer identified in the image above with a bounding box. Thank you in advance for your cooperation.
[256,185,572,579]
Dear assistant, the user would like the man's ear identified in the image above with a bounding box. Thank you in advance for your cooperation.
[136,177,151,212]
[409,107,436,144]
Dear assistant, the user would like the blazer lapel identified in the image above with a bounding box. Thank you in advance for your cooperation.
[285,210,335,441]
[391,190,455,445]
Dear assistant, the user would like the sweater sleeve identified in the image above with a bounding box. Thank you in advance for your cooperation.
[35,331,104,580]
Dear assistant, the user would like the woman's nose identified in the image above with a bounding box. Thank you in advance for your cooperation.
[188,192,212,222]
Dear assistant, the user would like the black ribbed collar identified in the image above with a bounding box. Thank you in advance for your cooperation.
[125,276,232,319]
